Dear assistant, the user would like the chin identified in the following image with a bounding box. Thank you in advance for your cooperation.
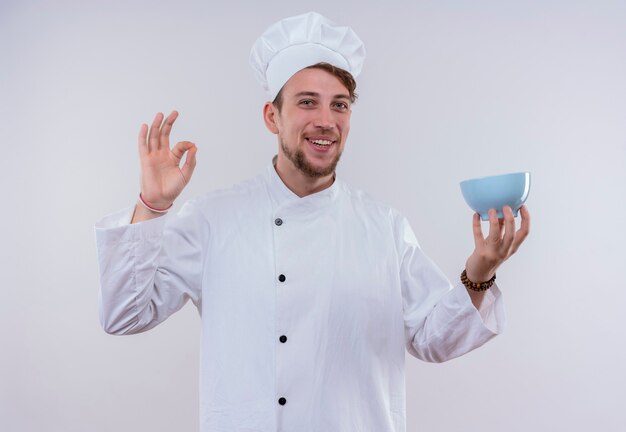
[304,159,339,178]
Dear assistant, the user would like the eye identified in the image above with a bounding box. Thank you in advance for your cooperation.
[299,99,315,107]
[333,102,349,111]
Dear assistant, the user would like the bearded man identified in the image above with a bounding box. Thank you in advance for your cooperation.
[95,11,530,432]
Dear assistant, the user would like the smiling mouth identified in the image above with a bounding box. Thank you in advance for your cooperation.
[306,138,336,148]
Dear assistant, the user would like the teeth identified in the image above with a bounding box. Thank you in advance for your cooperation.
[309,139,333,146]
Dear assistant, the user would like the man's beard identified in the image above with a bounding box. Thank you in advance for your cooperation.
[280,138,342,178]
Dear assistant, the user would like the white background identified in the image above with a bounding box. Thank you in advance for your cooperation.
[1,0,625,431]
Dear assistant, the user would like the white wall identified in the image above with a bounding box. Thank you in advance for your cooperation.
[1,0,625,431]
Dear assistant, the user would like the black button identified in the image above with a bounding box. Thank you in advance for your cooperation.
[279,335,287,343]
[275,218,283,226]
[278,274,286,282]
[278,397,287,405]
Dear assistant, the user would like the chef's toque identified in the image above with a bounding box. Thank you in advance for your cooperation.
[249,11,366,100]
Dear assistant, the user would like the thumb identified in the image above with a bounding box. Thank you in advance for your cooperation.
[177,142,197,184]
[472,212,484,247]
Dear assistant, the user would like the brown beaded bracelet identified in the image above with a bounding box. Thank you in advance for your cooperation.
[461,269,496,292]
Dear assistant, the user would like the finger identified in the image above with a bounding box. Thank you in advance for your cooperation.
[500,206,516,254]
[180,143,198,183]
[138,123,148,156]
[472,212,484,247]
[159,110,179,150]
[171,140,195,160]
[510,205,531,255]
[486,208,502,244]
[147,112,164,152]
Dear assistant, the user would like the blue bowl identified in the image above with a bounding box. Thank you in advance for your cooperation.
[460,172,531,221]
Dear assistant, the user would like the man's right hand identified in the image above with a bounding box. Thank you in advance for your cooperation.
[132,111,197,223]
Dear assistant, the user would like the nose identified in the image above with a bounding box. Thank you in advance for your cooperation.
[313,105,335,130]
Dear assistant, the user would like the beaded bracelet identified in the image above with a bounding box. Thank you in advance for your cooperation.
[139,193,173,214]
[461,269,496,292]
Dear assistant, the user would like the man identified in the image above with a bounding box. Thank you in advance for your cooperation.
[95,12,529,432]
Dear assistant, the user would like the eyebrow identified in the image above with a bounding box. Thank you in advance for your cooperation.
[294,91,351,101]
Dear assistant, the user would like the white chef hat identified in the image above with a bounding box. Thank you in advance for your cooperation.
[249,11,366,100]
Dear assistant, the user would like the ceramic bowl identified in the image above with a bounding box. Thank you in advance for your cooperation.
[460,172,531,220]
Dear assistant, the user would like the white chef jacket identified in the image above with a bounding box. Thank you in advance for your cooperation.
[95,162,504,432]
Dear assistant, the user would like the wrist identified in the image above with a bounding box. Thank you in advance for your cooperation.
[131,202,166,224]
[465,254,497,283]
[139,193,173,213]
[461,269,496,292]
[465,268,495,284]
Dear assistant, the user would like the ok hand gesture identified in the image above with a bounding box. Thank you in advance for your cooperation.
[136,111,197,213]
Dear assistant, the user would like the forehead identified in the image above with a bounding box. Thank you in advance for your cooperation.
[280,68,350,98]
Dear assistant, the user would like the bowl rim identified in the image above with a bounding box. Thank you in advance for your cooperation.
[460,171,530,187]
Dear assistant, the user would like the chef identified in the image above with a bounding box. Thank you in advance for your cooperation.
[95,11,530,432]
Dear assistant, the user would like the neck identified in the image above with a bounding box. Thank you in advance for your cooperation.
[273,155,335,198]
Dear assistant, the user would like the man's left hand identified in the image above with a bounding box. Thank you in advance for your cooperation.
[465,205,531,283]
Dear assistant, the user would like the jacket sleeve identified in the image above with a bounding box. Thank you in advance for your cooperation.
[395,215,505,362]
[94,200,206,335]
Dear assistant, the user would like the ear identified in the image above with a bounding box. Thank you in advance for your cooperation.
[263,102,280,135]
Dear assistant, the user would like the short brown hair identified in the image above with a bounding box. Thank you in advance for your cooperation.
[272,62,358,111]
